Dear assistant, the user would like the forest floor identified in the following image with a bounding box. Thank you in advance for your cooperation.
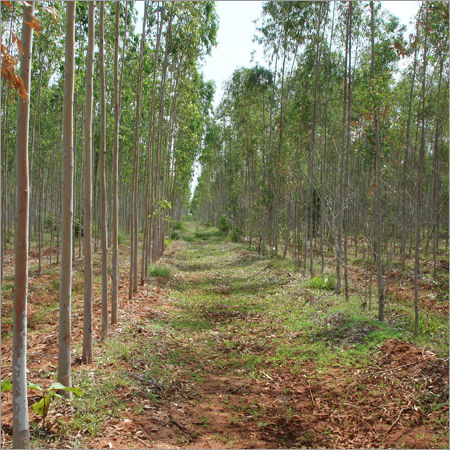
[1,221,449,449]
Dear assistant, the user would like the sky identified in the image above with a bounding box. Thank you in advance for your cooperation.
[201,1,420,108]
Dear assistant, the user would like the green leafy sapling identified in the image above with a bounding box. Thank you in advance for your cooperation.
[1,379,83,429]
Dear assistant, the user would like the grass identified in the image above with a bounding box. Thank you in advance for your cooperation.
[13,220,447,448]
[310,275,335,290]
[148,264,171,278]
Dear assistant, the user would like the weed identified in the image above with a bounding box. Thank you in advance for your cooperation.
[148,264,171,278]
[310,275,335,290]
[118,230,128,245]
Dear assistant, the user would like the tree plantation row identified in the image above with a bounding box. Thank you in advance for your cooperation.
[2,1,216,447]
[0,1,448,449]
[192,1,448,331]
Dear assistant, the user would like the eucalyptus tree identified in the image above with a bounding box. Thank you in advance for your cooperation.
[414,2,429,336]
[57,0,76,391]
[370,1,384,320]
[129,0,149,298]
[98,1,108,338]
[12,4,34,447]
[82,0,95,363]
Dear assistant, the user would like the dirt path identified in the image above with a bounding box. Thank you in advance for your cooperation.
[1,223,448,448]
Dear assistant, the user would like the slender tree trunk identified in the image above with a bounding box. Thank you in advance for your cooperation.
[335,3,350,295]
[308,3,324,277]
[57,0,75,391]
[130,1,149,298]
[99,1,108,339]
[82,0,95,363]
[370,2,384,321]
[153,8,173,262]
[111,1,120,325]
[12,3,34,447]
[143,3,164,278]
[0,1,2,298]
[414,4,429,336]
[343,3,353,300]
[432,59,443,278]
[401,26,418,270]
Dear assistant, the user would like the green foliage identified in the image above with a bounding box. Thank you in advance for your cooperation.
[218,215,230,233]
[310,276,335,291]
[2,379,83,428]
[148,264,171,278]
[171,231,180,240]
[118,230,128,245]
[173,221,183,231]
[1,379,12,392]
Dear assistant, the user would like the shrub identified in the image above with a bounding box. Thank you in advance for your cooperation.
[173,221,183,231]
[310,276,335,291]
[231,230,239,242]
[171,231,180,240]
[148,264,171,278]
[218,215,230,233]
[118,230,128,245]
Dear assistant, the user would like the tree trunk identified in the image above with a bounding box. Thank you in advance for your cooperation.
[370,2,384,321]
[82,0,95,363]
[57,0,75,392]
[99,1,108,339]
[343,2,353,300]
[12,3,34,447]
[111,1,121,325]
[142,3,164,282]
[432,59,443,278]
[130,1,149,298]
[414,4,429,336]
[401,26,418,270]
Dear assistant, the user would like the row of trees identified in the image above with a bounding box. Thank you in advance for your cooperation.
[192,2,448,328]
[2,2,217,447]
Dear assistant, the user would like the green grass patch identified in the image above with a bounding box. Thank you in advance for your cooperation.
[118,230,128,245]
[310,275,335,290]
[148,264,171,278]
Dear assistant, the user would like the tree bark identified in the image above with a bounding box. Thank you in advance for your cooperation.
[57,0,75,391]
[130,1,149,297]
[111,1,121,325]
[82,0,95,363]
[414,4,429,336]
[12,3,34,447]
[99,1,108,339]
[370,1,384,321]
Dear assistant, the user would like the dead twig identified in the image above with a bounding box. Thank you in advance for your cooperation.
[383,407,405,436]
[308,383,317,407]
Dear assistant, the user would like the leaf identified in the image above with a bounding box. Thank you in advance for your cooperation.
[24,17,43,33]
[60,386,83,397]
[31,395,53,416]
[1,379,13,392]
[49,382,83,397]
[48,382,67,391]
[1,1,12,10]
[27,382,43,391]
[42,5,58,22]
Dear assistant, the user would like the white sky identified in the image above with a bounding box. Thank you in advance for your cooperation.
[201,1,420,108]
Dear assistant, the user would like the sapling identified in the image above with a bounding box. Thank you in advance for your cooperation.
[2,379,83,429]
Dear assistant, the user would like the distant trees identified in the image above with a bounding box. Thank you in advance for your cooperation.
[192,1,449,324]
